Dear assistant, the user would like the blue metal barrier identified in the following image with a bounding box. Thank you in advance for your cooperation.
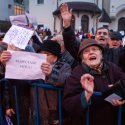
[31,83,63,125]
[87,91,122,125]
[0,80,123,125]
[0,92,2,125]
[14,86,20,125]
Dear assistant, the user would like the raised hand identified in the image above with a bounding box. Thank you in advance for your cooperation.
[6,108,15,117]
[60,3,72,28]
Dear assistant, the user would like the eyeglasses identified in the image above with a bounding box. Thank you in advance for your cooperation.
[83,47,100,54]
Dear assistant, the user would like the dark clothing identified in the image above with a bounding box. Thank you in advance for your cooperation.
[0,47,35,125]
[63,61,125,125]
[62,27,125,125]
[60,50,78,69]
[62,27,125,72]
[30,60,71,125]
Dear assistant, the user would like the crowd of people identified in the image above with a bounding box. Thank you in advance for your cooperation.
[0,2,125,125]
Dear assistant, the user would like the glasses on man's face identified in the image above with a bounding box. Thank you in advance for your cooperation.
[83,47,100,54]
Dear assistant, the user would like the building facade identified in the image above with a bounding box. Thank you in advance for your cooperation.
[0,0,28,32]
[29,0,125,34]
[1,0,125,33]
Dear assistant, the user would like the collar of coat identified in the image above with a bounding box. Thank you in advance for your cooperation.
[81,61,109,75]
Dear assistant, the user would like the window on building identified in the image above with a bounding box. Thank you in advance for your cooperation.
[103,25,108,29]
[118,17,125,32]
[37,0,44,4]
[81,15,89,33]
[14,0,24,4]
[71,15,75,30]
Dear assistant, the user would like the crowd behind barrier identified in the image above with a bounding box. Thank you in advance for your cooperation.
[0,4,125,125]
[0,79,124,125]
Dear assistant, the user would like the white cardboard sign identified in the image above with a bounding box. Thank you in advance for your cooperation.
[3,25,34,49]
[5,51,47,80]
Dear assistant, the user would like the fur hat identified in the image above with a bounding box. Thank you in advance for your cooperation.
[78,38,104,59]
[39,40,61,58]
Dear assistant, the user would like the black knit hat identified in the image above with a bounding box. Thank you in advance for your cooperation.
[39,40,61,58]
[110,31,123,40]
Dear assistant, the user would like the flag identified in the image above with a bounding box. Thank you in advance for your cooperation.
[91,27,94,35]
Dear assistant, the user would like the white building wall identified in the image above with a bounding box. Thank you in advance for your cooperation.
[29,0,125,33]
[59,0,95,4]
[97,0,103,9]
[29,0,100,33]
[29,0,57,32]
[109,10,125,31]
[54,15,62,32]
[0,0,14,20]
[110,0,125,18]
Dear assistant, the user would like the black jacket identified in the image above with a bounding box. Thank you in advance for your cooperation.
[62,27,125,72]
[63,61,125,125]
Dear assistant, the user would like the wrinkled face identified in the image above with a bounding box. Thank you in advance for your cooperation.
[82,46,103,68]
[40,51,58,64]
[108,39,122,48]
[95,29,110,47]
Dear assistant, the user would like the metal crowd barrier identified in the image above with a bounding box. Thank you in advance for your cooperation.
[0,80,63,125]
[0,79,123,125]
[31,83,63,125]
[86,91,123,125]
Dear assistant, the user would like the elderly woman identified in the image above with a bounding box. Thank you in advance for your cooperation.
[63,38,125,125]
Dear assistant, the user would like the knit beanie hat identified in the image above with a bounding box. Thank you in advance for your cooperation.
[39,40,61,58]
[110,31,123,40]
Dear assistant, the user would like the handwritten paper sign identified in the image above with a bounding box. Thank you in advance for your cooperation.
[3,25,34,49]
[5,51,47,80]
[9,15,28,26]
[25,13,38,26]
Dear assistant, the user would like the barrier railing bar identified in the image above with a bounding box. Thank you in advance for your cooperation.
[0,94,2,125]
[86,91,122,125]
[57,89,63,125]
[34,86,40,125]
[0,81,123,125]
[32,83,63,125]
[118,106,122,125]
[14,86,20,125]
[31,83,63,91]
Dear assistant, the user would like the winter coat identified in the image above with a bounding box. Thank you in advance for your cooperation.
[60,50,78,69]
[62,26,125,72]
[45,60,71,86]
[63,61,125,125]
